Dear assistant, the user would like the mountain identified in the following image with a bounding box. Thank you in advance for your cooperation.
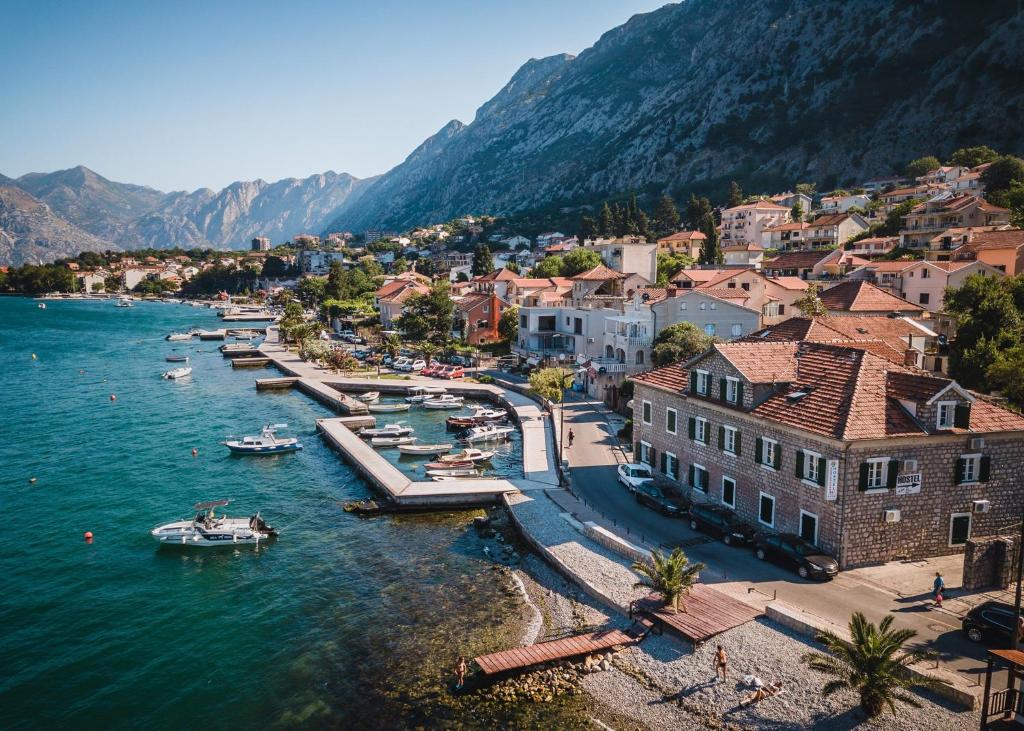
[0,184,117,266]
[325,0,1024,232]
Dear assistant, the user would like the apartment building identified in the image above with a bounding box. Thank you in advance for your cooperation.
[720,200,791,248]
[900,195,1010,247]
[657,230,706,259]
[952,229,1024,275]
[818,280,925,317]
[631,341,1024,567]
[802,213,869,249]
[853,259,1004,313]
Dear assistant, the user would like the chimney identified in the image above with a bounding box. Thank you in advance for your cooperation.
[667,286,678,298]
[903,348,918,367]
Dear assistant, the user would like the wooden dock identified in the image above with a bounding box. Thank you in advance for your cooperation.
[630,585,762,644]
[475,628,638,676]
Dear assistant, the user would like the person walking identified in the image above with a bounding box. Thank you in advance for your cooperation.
[714,645,728,682]
[567,429,575,448]
[455,656,467,690]
[932,572,945,608]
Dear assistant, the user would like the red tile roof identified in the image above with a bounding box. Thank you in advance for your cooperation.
[958,228,1024,251]
[570,264,626,281]
[658,230,706,243]
[819,280,923,313]
[764,250,836,270]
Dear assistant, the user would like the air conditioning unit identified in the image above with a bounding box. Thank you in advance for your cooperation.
[901,459,918,473]
[970,437,986,450]
[884,509,901,524]
[587,338,595,344]
[973,500,992,514]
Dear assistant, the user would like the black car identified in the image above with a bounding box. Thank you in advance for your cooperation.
[634,483,687,518]
[962,601,1018,644]
[754,532,839,580]
[688,504,755,546]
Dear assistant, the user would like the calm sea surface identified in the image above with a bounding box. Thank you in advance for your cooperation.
[0,297,589,730]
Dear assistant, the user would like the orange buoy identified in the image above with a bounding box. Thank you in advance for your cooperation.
[110,394,117,401]
[84,531,94,542]
[191,448,198,457]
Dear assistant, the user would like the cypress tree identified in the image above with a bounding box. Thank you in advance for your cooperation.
[698,213,722,265]
[599,203,614,237]
[728,180,743,208]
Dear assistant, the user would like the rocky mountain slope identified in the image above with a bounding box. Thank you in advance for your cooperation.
[0,185,116,266]
[325,0,1024,232]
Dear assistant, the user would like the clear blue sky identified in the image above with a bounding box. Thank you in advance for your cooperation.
[0,0,667,192]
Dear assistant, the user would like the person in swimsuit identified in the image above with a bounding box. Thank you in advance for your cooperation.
[714,645,728,682]
[455,656,467,690]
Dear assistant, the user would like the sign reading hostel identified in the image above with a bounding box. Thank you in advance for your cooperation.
[895,473,922,495]
[825,460,839,501]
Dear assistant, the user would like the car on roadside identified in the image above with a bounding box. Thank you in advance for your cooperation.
[634,483,687,518]
[753,532,839,580]
[962,601,1018,644]
[392,357,411,371]
[352,349,371,360]
[441,366,465,379]
[381,355,393,366]
[617,463,655,493]
[687,504,756,546]
[420,361,442,377]
[408,359,427,372]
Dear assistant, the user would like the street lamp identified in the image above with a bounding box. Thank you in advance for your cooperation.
[558,353,567,466]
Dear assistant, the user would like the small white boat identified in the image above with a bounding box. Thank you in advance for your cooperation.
[115,295,134,308]
[438,448,494,464]
[151,500,277,547]
[368,402,411,413]
[166,331,195,341]
[426,467,480,477]
[458,424,515,443]
[422,395,465,410]
[371,435,417,447]
[469,407,508,421]
[162,366,193,379]
[397,442,453,455]
[359,423,414,438]
[223,423,302,454]
[165,354,189,363]
[405,385,448,403]
[38,303,46,309]
[355,391,380,402]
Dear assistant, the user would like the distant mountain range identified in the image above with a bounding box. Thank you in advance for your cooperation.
[4,0,1022,266]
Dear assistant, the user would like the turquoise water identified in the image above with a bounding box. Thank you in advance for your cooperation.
[0,297,587,730]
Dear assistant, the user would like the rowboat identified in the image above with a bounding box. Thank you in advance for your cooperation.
[360,423,414,438]
[397,442,453,455]
[371,435,417,447]
[445,416,478,430]
[165,354,189,362]
[355,391,380,402]
[368,402,411,413]
[424,459,472,470]
[426,467,480,477]
[162,366,192,379]
[437,448,494,464]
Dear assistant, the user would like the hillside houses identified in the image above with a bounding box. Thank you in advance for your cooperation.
[720,199,790,247]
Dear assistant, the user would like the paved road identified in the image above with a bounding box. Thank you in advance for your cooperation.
[556,397,993,686]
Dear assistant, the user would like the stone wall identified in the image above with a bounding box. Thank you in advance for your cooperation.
[962,535,1015,591]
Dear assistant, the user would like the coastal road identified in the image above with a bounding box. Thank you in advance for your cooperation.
[556,396,992,686]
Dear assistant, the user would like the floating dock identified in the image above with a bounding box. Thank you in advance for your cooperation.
[198,329,226,340]
[474,627,640,676]
[231,357,272,368]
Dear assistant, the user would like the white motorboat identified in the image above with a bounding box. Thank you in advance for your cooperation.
[422,395,465,410]
[151,500,278,547]
[368,402,411,413]
[355,391,380,402]
[458,424,515,443]
[426,467,480,477]
[166,331,195,341]
[469,407,508,422]
[397,442,453,455]
[359,423,414,438]
[371,435,417,447]
[38,303,46,309]
[223,423,302,454]
[437,448,494,464]
[430,475,495,482]
[115,295,134,308]
[405,385,448,403]
[162,366,193,379]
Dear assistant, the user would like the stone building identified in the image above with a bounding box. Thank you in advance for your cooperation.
[631,341,1024,568]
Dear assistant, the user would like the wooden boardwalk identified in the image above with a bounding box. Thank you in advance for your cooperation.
[474,628,637,675]
[632,585,762,644]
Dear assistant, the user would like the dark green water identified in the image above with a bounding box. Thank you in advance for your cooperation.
[0,297,589,730]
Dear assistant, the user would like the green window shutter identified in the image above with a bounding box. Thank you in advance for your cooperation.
[719,378,727,400]
[634,441,640,457]
[718,426,725,450]
[688,417,696,440]
[859,463,870,490]
[954,404,971,429]
[816,457,827,487]
[660,452,667,474]
[689,371,698,394]
[688,464,695,486]
[773,442,782,471]
[734,431,742,456]
[886,460,899,489]
[755,437,764,464]
[736,382,744,406]
[979,456,991,482]
[955,457,965,484]
[795,450,805,479]
[650,447,657,467]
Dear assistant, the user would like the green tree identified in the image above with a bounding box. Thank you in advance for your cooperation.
[697,212,722,265]
[498,304,520,342]
[795,182,817,197]
[728,180,743,208]
[528,367,573,404]
[986,181,1024,228]
[456,271,469,282]
[986,344,1024,408]
[531,256,564,278]
[686,195,713,230]
[297,275,328,306]
[904,156,941,179]
[578,215,598,243]
[504,261,521,274]
[471,243,495,277]
[802,612,942,718]
[651,322,715,366]
[391,257,410,275]
[396,280,455,345]
[631,548,704,613]
[261,255,289,278]
[326,261,346,300]
[652,194,681,235]
[598,202,614,237]
[380,332,401,361]
[945,274,1024,392]
[560,248,603,277]
[793,282,828,316]
[656,252,693,286]
[948,145,999,168]
[981,155,1024,194]
[104,274,122,292]
[791,201,804,222]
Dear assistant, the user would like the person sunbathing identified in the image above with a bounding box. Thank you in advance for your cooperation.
[740,680,784,707]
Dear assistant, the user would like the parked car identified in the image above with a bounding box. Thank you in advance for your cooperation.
[431,365,453,378]
[337,330,356,340]
[441,366,465,379]
[352,349,371,360]
[381,355,393,366]
[392,357,410,371]
[687,504,755,546]
[634,483,687,518]
[420,361,442,377]
[408,359,427,372]
[617,463,655,492]
[963,601,1017,644]
[753,533,839,580]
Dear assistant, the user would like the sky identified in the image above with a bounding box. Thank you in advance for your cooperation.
[0,0,667,192]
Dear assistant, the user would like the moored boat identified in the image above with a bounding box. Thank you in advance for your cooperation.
[437,448,494,464]
[223,423,302,454]
[162,366,192,379]
[367,402,411,413]
[355,391,380,402]
[151,500,277,547]
[426,467,480,477]
[115,295,134,308]
[166,331,195,341]
[405,385,448,403]
[424,459,472,470]
[397,442,453,455]
[422,395,465,410]
[359,423,414,438]
[458,424,515,443]
[165,354,189,363]
[371,435,417,447]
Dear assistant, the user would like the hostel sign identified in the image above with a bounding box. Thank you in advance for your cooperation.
[825,460,839,501]
[895,473,922,495]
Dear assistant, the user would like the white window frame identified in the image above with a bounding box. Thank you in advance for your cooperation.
[799,509,819,545]
[710,302,717,310]
[802,449,821,486]
[760,437,778,469]
[695,369,710,396]
[960,453,982,485]
[731,323,742,338]
[704,323,716,336]
[692,462,708,493]
[721,476,736,508]
[639,440,653,467]
[641,400,652,425]
[665,408,677,435]
[699,302,707,311]
[679,302,687,311]
[725,376,740,404]
[758,492,776,528]
[722,425,738,455]
[949,512,972,547]
[664,452,678,481]
[866,457,889,492]
[694,416,708,444]
[936,401,956,430]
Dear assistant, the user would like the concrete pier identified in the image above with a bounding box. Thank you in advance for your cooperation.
[231,357,272,368]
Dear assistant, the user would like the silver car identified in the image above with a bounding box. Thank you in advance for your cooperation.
[617,463,655,493]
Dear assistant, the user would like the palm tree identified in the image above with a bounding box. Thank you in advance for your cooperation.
[802,612,943,718]
[419,341,439,370]
[631,547,704,613]
[381,332,401,361]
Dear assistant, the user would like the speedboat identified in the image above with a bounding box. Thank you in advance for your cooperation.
[438,448,494,464]
[359,423,414,438]
[371,435,417,447]
[405,385,448,403]
[422,395,465,410]
[115,295,134,308]
[368,402,411,413]
[223,424,302,454]
[458,424,515,443]
[165,354,189,363]
[355,391,380,402]
[470,407,508,422]
[166,332,194,341]
[162,366,192,379]
[151,500,278,547]
[426,467,480,478]
[397,442,452,455]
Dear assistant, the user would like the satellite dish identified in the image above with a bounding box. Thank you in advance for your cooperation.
[642,293,650,302]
